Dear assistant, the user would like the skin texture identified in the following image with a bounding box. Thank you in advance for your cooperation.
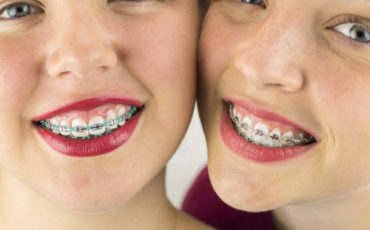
[198,0,370,229]
[0,0,212,229]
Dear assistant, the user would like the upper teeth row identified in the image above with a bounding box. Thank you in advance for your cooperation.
[229,103,314,148]
[40,105,137,138]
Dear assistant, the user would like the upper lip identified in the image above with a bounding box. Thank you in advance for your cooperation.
[225,97,319,140]
[33,97,143,121]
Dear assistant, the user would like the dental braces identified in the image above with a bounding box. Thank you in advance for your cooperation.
[228,103,315,147]
[39,106,138,139]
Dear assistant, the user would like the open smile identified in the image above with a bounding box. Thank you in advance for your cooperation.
[33,97,143,157]
[227,101,316,148]
[221,99,318,162]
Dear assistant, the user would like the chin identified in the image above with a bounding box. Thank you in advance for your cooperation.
[39,173,139,214]
[212,180,280,212]
[208,158,285,213]
[52,188,134,214]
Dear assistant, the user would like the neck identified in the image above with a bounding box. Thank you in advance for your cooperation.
[0,168,176,230]
[273,186,370,230]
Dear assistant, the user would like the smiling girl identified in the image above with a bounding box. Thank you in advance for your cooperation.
[184,0,370,229]
[0,0,212,229]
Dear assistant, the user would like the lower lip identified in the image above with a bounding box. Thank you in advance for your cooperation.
[220,105,316,162]
[36,112,141,157]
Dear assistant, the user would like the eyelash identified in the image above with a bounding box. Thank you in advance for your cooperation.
[0,0,155,21]
[329,14,370,44]
[229,0,266,8]
[217,0,266,9]
[331,15,369,30]
[0,1,44,21]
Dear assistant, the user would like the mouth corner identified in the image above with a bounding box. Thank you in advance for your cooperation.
[223,99,318,149]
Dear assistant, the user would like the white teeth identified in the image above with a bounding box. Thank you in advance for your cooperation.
[253,123,269,145]
[71,119,89,137]
[49,118,60,134]
[116,105,126,126]
[106,110,117,130]
[88,116,106,135]
[41,104,137,140]
[60,120,71,136]
[269,129,283,147]
[283,131,294,146]
[229,104,314,148]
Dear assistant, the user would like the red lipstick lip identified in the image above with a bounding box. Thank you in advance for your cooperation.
[35,110,141,157]
[33,97,143,121]
[220,104,318,162]
[224,97,318,140]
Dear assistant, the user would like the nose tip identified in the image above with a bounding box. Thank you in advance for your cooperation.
[46,42,118,78]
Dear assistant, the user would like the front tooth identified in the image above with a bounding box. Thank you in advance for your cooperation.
[106,110,117,130]
[116,105,127,126]
[71,119,89,137]
[88,116,106,135]
[253,123,269,145]
[269,129,283,147]
[60,120,71,136]
[283,131,294,146]
[49,117,60,134]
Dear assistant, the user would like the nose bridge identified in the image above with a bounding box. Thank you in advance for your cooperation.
[245,9,302,68]
[60,3,102,45]
[235,9,305,92]
[46,2,117,78]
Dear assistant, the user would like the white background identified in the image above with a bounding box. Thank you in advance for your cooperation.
[165,106,208,208]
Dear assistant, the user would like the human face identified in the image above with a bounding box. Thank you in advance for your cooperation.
[199,0,370,211]
[0,0,199,213]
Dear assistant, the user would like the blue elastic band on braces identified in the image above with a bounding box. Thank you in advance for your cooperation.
[40,106,137,132]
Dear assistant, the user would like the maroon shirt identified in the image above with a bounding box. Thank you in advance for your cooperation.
[182,167,276,230]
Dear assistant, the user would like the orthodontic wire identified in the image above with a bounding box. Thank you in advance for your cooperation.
[40,106,138,133]
[228,103,313,145]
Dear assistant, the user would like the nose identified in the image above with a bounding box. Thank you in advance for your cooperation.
[45,7,118,78]
[235,17,305,93]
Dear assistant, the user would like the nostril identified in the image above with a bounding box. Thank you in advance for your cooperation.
[267,83,284,87]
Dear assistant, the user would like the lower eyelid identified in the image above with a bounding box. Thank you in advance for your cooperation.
[326,29,369,52]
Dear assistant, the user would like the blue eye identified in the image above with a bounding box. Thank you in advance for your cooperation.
[334,23,370,44]
[0,2,43,19]
[241,0,266,8]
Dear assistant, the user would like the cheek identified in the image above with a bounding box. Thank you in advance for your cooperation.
[0,38,40,105]
[199,14,254,92]
[314,66,370,136]
[122,15,198,102]
[313,62,370,188]
[200,18,235,82]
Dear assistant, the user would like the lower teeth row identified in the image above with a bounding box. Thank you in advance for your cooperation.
[39,106,138,139]
[228,103,315,148]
